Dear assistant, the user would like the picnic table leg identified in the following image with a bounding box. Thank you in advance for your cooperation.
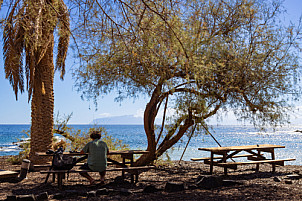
[122,157,126,178]
[210,152,214,175]
[223,153,227,175]
[57,172,64,190]
[130,155,134,183]
[271,149,276,173]
[256,150,260,172]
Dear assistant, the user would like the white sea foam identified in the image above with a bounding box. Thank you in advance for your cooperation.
[0,145,21,152]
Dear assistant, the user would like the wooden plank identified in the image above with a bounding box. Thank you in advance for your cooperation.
[203,160,237,169]
[191,154,259,161]
[0,170,19,179]
[198,144,285,152]
[219,158,295,166]
[40,166,155,174]
[33,161,120,169]
[36,150,149,157]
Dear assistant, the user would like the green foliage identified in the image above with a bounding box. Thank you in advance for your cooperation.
[53,113,129,152]
[73,0,301,127]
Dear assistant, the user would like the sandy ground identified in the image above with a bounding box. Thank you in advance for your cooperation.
[1,156,302,200]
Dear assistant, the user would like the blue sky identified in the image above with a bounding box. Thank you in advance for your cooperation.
[0,0,302,124]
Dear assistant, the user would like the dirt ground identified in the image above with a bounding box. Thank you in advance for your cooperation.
[1,156,302,200]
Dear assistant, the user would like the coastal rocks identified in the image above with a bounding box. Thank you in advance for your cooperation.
[195,175,243,189]
[143,184,159,193]
[5,193,48,201]
[273,177,282,182]
[272,172,302,184]
[164,182,185,192]
[35,192,49,201]
[286,174,302,180]
[196,175,223,189]
[96,188,110,195]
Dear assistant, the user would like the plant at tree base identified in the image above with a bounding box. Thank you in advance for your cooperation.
[70,0,302,165]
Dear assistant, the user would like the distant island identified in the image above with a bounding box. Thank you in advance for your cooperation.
[91,115,144,125]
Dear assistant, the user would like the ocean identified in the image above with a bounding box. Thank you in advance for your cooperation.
[0,124,301,165]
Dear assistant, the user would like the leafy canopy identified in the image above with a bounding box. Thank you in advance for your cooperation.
[73,0,301,127]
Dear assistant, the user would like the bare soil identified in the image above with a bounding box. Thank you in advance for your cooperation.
[1,156,302,200]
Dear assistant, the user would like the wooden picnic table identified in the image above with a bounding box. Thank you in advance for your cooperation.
[192,144,295,175]
[36,150,152,188]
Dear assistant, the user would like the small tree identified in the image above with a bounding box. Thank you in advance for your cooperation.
[71,0,301,165]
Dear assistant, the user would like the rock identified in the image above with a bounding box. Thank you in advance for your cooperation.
[285,180,293,184]
[5,195,17,201]
[87,191,96,197]
[273,177,282,182]
[119,188,133,196]
[107,189,120,196]
[286,174,302,180]
[222,180,243,186]
[52,193,64,200]
[64,190,78,195]
[195,175,204,182]
[35,192,48,201]
[143,184,158,193]
[196,176,223,189]
[16,194,35,201]
[293,170,300,174]
[96,188,109,196]
[164,182,185,192]
[187,184,198,190]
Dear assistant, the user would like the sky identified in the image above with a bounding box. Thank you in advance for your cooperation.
[0,0,302,125]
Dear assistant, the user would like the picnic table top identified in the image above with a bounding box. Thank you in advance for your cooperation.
[36,149,149,156]
[198,144,285,152]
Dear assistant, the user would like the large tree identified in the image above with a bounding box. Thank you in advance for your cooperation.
[71,0,301,165]
[1,0,70,163]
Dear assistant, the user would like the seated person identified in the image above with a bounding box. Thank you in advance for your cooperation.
[79,131,109,185]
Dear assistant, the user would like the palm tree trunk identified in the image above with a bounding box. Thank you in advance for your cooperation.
[29,35,55,164]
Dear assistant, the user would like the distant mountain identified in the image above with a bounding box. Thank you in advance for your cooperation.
[91,115,144,125]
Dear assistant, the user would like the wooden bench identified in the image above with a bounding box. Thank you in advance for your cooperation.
[0,170,19,179]
[40,166,155,189]
[191,154,259,161]
[218,158,296,172]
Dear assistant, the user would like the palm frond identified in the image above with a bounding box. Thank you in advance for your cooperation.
[25,42,36,102]
[3,2,25,100]
[56,0,70,80]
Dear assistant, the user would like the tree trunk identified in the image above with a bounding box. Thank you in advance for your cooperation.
[134,84,162,166]
[134,82,194,166]
[29,35,55,164]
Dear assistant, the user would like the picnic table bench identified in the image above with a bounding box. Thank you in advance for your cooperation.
[192,144,295,175]
[0,170,19,179]
[40,166,155,189]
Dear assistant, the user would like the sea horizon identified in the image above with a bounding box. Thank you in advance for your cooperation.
[0,124,301,165]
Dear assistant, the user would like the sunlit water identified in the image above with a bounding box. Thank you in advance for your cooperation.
[0,124,301,165]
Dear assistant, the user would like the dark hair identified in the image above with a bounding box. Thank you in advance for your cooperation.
[90,131,101,139]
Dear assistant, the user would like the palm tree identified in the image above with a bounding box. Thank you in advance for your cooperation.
[1,0,70,163]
